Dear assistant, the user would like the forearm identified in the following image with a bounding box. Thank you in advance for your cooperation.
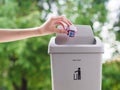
[0,16,71,43]
[0,27,41,42]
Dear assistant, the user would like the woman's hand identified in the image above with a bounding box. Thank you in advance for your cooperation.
[0,16,72,42]
[37,16,72,36]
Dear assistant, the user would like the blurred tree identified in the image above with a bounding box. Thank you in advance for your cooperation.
[113,10,120,55]
[102,56,120,90]
[0,0,112,90]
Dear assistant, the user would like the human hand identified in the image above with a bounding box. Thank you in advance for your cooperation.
[37,16,72,36]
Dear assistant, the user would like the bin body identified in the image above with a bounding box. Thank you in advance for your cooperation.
[50,53,102,90]
[48,25,104,90]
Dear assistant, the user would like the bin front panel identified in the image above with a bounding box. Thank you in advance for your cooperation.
[50,53,102,90]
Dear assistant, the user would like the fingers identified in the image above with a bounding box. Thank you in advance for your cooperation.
[48,16,72,34]
[55,21,66,30]
[51,16,72,26]
[61,17,72,26]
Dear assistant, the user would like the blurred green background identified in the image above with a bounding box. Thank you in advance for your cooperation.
[0,0,120,90]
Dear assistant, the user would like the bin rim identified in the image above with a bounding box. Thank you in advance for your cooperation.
[48,37,104,54]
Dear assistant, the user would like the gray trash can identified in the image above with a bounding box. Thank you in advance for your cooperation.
[48,25,104,90]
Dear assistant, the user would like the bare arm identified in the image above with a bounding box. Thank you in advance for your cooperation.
[0,16,72,42]
[0,28,41,42]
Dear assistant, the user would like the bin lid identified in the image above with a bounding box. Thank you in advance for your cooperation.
[55,25,94,45]
[48,25,104,54]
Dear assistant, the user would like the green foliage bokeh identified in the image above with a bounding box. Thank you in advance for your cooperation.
[102,57,120,90]
[0,0,120,90]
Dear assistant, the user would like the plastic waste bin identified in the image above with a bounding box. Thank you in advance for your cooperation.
[48,25,104,90]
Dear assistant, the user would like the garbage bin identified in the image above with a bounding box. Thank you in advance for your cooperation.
[48,25,104,90]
